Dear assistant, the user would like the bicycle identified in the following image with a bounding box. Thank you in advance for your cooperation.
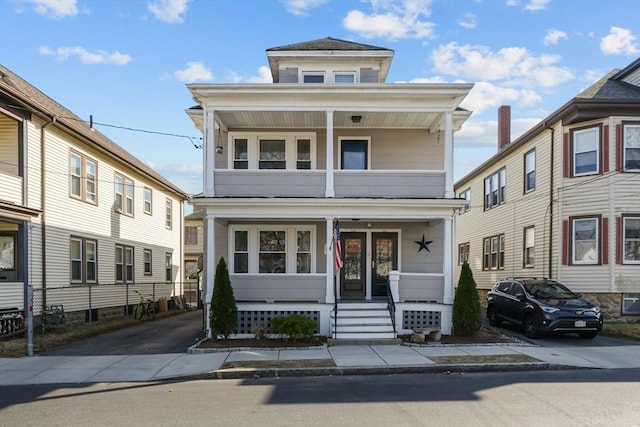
[133,290,156,320]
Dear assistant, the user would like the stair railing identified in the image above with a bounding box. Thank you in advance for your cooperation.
[386,277,396,336]
[333,276,338,339]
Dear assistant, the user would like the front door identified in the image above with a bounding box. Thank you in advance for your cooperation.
[340,232,366,298]
[372,232,398,297]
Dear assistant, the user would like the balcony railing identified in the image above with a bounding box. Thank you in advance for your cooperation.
[214,170,326,197]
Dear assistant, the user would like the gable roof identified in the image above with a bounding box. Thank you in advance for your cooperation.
[267,37,391,52]
[455,57,640,187]
[0,64,188,198]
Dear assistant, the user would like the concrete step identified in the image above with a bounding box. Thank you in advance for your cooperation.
[333,324,394,333]
[328,337,402,346]
[329,331,397,340]
[332,316,392,325]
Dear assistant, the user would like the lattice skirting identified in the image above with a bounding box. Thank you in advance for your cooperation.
[402,310,441,330]
[237,310,320,334]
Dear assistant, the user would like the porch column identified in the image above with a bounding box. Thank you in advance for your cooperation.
[325,217,335,303]
[444,111,454,198]
[204,109,216,197]
[202,210,216,338]
[325,110,335,197]
[443,216,454,305]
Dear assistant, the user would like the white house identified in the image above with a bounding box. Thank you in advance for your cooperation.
[187,38,473,338]
[454,58,640,321]
[0,64,189,330]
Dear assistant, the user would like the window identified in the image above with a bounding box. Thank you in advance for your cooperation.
[143,249,152,275]
[622,293,640,315]
[233,138,248,169]
[459,188,471,213]
[259,139,286,169]
[483,234,504,270]
[165,198,172,229]
[0,232,17,281]
[115,173,133,215]
[69,152,97,203]
[340,139,369,170]
[623,216,640,264]
[334,72,355,83]
[165,253,172,282]
[185,226,198,246]
[303,73,324,83]
[233,230,248,273]
[70,237,97,283]
[571,217,599,265]
[296,139,311,169]
[524,226,535,267]
[458,242,470,265]
[116,245,134,283]
[230,225,315,274]
[484,168,506,209]
[524,149,536,192]
[143,188,152,215]
[623,123,640,171]
[572,127,600,176]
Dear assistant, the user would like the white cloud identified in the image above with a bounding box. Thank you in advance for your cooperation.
[148,0,190,24]
[38,46,131,65]
[246,66,273,83]
[281,0,329,16]
[24,0,78,19]
[343,0,436,40]
[455,116,542,149]
[430,42,573,89]
[600,26,639,55]
[525,0,549,11]
[173,62,213,83]
[458,13,477,29]
[460,82,523,114]
[543,29,568,46]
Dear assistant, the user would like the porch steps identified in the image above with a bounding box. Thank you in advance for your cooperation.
[330,302,396,341]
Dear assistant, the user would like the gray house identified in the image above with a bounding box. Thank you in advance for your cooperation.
[187,38,473,339]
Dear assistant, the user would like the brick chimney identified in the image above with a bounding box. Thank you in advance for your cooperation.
[498,105,511,150]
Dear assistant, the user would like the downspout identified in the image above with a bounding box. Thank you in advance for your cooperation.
[40,116,56,316]
[547,125,554,279]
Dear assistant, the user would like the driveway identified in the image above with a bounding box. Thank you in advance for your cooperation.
[43,309,205,356]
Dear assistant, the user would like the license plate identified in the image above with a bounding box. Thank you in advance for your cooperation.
[575,320,586,327]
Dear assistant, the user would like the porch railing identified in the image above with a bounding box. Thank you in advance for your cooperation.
[386,277,396,335]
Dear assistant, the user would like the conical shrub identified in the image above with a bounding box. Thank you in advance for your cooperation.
[452,261,482,336]
[210,257,237,338]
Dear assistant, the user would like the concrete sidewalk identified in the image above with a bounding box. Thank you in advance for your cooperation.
[1,342,639,385]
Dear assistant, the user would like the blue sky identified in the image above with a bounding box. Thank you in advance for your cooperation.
[2,0,639,204]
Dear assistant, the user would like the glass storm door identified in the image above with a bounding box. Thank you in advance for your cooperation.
[340,232,366,298]
[372,233,398,297]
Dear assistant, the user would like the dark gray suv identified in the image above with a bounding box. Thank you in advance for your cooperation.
[486,278,603,339]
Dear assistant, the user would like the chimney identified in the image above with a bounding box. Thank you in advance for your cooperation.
[498,105,511,150]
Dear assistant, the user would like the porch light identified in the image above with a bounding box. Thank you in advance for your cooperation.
[216,145,223,154]
[351,115,362,123]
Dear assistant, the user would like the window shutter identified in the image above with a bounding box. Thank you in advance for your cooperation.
[616,124,622,171]
[602,217,608,265]
[616,216,622,264]
[603,125,609,173]
[562,219,568,265]
[563,133,570,177]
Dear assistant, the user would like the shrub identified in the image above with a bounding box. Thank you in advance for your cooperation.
[452,261,482,336]
[210,257,237,338]
[250,323,269,340]
[271,314,316,340]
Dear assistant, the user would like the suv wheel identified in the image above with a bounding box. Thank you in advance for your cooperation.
[487,307,501,326]
[579,331,598,339]
[522,314,540,339]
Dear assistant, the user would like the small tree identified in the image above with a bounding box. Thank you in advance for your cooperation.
[452,261,482,336]
[210,257,237,338]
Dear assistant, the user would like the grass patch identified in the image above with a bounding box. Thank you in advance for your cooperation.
[428,354,540,364]
[602,322,640,340]
[220,359,336,370]
[0,310,188,358]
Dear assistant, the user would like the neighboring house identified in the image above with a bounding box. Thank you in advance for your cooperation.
[454,58,640,321]
[186,37,473,338]
[0,64,188,327]
[183,210,203,306]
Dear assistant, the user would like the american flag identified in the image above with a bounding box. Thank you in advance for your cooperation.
[333,220,343,272]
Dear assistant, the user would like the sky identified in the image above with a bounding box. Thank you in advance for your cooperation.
[2,0,639,210]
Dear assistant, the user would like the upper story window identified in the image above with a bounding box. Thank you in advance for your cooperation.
[115,173,134,216]
[70,152,97,204]
[165,198,173,230]
[572,126,600,176]
[571,216,599,265]
[458,242,470,265]
[623,123,640,171]
[623,216,640,264]
[340,138,370,170]
[524,149,536,192]
[484,168,506,210]
[230,133,316,170]
[185,226,198,245]
[143,187,152,215]
[303,72,324,83]
[458,188,471,213]
[334,72,355,83]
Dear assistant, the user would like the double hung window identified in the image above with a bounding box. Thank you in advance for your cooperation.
[458,243,470,265]
[524,149,535,192]
[483,235,504,270]
[484,168,506,209]
[623,216,640,264]
[143,188,152,215]
[572,127,600,176]
[259,139,286,169]
[143,249,152,275]
[165,198,173,229]
[459,188,471,213]
[571,217,599,264]
[623,123,640,171]
[116,245,134,283]
[230,133,316,170]
[115,173,134,215]
[70,152,97,203]
[70,237,97,283]
[524,227,535,267]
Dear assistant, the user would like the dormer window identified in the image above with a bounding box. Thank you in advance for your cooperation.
[303,72,324,83]
[334,72,355,84]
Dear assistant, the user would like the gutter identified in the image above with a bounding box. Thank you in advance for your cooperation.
[40,116,56,314]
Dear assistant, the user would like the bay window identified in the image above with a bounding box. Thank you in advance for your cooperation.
[572,127,600,176]
[623,123,640,171]
[623,216,640,263]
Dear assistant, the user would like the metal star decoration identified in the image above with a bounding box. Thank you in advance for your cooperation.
[415,234,433,253]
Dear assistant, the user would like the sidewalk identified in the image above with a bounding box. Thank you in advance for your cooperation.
[1,341,639,385]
